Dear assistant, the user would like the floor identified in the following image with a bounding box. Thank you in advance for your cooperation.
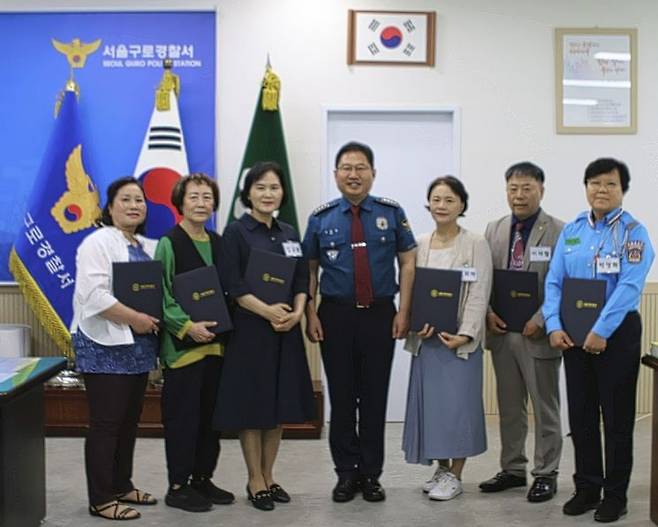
[43,416,654,527]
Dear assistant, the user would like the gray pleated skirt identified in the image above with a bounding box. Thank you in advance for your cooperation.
[402,340,487,464]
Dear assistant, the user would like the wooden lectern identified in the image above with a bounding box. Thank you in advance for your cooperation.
[641,354,658,525]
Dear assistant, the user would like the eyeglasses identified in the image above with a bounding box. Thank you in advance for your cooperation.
[337,164,371,174]
[587,180,620,191]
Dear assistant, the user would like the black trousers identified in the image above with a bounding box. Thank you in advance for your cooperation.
[161,355,223,486]
[564,311,641,503]
[319,299,396,479]
[83,372,149,506]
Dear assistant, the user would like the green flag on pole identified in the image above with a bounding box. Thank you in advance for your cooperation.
[227,64,298,231]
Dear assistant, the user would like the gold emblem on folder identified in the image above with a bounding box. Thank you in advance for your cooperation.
[262,273,285,285]
[430,289,453,299]
[576,299,597,309]
[192,289,215,301]
[510,290,531,299]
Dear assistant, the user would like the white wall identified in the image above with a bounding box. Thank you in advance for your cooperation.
[5,0,658,278]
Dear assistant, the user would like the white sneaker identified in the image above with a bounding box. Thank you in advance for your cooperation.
[428,472,463,501]
[422,465,449,493]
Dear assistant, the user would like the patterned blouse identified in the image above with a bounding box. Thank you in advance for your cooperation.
[74,243,159,374]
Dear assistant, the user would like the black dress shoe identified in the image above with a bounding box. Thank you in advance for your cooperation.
[527,476,557,503]
[562,489,601,516]
[332,477,359,503]
[479,472,527,493]
[594,497,627,523]
[269,483,291,503]
[361,477,386,502]
[246,485,274,511]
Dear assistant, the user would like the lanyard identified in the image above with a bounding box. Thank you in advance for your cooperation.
[592,212,622,278]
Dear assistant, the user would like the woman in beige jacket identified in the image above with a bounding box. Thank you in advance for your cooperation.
[402,176,492,501]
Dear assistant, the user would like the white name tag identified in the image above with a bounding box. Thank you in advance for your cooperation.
[459,267,478,282]
[596,256,620,274]
[282,241,303,258]
[530,246,552,262]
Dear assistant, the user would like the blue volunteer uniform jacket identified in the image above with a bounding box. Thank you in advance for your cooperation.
[543,208,655,339]
[302,195,416,298]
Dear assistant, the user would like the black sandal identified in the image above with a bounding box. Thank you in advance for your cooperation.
[89,501,141,521]
[117,489,158,505]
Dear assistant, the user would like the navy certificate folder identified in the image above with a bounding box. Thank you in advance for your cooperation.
[112,261,163,321]
[491,270,539,333]
[244,248,296,305]
[410,267,461,334]
[559,277,606,347]
[172,265,233,350]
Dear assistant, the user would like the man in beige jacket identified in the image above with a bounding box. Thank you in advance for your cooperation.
[480,162,565,503]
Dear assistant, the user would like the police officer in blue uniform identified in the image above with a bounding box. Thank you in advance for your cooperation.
[543,158,655,523]
[303,141,416,503]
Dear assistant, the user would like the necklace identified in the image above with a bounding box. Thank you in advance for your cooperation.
[430,225,459,249]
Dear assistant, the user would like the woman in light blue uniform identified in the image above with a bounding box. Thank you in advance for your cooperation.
[402,176,492,501]
[543,158,655,523]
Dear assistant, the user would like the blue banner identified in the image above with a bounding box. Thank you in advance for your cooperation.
[10,88,98,352]
[0,11,216,281]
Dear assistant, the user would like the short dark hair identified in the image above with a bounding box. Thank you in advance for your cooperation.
[504,161,545,183]
[101,177,146,235]
[584,158,630,193]
[334,141,374,169]
[239,161,288,208]
[171,173,220,214]
[426,175,469,217]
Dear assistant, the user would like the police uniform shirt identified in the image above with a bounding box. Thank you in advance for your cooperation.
[221,213,309,301]
[302,195,416,298]
[543,207,655,339]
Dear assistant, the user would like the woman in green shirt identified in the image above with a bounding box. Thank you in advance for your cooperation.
[155,173,234,513]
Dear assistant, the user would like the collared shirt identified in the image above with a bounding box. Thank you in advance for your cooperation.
[543,207,655,338]
[302,194,416,297]
[221,213,308,301]
[71,226,157,346]
[508,208,541,257]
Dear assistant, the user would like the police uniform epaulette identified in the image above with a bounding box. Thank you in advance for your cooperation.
[312,199,340,216]
[374,197,400,208]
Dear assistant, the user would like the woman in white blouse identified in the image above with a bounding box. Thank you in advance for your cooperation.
[402,176,493,501]
[71,177,159,521]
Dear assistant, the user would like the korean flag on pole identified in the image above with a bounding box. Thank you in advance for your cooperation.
[134,61,189,239]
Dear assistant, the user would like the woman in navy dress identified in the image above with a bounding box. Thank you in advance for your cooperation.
[214,161,314,511]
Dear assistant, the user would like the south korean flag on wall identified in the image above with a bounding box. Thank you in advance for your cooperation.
[350,11,435,65]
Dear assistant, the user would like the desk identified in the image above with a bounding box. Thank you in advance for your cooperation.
[0,357,66,527]
[641,354,658,525]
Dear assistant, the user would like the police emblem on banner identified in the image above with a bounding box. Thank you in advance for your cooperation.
[626,240,644,263]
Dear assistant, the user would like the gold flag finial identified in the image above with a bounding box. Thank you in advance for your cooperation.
[156,59,181,111]
[261,64,280,112]
[54,79,80,117]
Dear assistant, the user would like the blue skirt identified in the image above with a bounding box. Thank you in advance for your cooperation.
[402,340,486,464]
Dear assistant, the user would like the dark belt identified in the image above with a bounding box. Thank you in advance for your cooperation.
[321,296,394,309]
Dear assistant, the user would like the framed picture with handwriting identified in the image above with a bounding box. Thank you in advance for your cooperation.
[555,27,637,134]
